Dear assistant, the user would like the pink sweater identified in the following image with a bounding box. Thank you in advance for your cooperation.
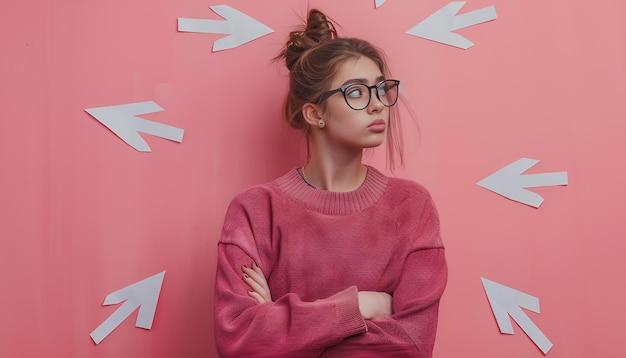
[213,167,447,357]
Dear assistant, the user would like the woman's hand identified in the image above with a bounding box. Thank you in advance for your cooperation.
[357,291,393,320]
[242,262,272,304]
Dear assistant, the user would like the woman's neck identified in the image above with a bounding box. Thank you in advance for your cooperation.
[302,150,367,192]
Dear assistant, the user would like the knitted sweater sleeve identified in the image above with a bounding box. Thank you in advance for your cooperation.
[322,192,448,358]
[213,193,368,357]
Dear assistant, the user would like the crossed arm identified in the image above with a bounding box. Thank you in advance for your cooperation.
[215,244,447,357]
[241,262,393,320]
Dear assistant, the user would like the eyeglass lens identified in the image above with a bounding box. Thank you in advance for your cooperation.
[344,80,399,110]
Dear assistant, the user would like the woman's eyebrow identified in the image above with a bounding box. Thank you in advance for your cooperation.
[340,75,386,86]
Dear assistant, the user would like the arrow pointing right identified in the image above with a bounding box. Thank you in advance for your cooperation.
[406,2,497,49]
[90,271,165,345]
[178,5,274,51]
[481,277,553,354]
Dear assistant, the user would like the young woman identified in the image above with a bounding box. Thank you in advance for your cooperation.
[213,9,447,358]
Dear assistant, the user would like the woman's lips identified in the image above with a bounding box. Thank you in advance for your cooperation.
[368,119,386,133]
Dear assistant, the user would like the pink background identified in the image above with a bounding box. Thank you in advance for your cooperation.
[1,0,625,357]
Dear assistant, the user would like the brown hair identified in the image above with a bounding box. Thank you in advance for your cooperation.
[276,9,404,167]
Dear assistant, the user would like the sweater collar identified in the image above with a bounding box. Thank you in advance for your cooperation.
[274,166,388,215]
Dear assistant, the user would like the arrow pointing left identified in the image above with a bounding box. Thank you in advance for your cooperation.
[406,2,497,49]
[178,5,274,51]
[85,101,184,152]
[481,277,553,354]
[90,271,166,345]
[477,158,568,208]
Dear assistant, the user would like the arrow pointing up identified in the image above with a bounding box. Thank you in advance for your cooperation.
[85,101,184,152]
[178,5,274,51]
[90,271,165,345]
[481,278,553,354]
[477,158,568,208]
[406,2,497,49]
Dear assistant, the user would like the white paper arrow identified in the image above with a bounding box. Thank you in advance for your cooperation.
[481,278,553,354]
[90,271,165,345]
[406,1,497,49]
[85,101,184,152]
[375,0,386,8]
[178,5,274,51]
[477,158,568,208]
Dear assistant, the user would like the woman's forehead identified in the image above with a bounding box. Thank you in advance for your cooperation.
[331,57,384,86]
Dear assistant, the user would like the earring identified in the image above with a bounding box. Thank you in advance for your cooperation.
[318,120,325,128]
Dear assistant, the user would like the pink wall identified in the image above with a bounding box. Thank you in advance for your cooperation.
[1,0,625,357]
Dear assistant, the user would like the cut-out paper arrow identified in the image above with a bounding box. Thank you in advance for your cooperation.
[85,101,184,152]
[481,278,553,354]
[178,5,273,51]
[375,0,386,8]
[90,271,165,345]
[406,1,497,49]
[477,158,568,208]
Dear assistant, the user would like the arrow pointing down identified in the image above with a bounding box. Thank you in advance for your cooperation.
[477,158,568,208]
[85,101,184,152]
[407,1,497,49]
[178,5,274,51]
[90,271,165,345]
[481,277,553,354]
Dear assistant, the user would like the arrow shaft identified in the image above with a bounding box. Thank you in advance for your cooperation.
[520,172,568,188]
[510,309,553,354]
[452,6,497,30]
[90,301,139,344]
[178,18,230,34]
[133,117,184,142]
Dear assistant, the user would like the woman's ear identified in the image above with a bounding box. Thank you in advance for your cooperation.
[302,103,323,127]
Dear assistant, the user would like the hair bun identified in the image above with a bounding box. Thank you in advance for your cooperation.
[281,9,337,71]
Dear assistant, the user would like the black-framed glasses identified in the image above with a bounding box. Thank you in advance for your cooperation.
[318,79,400,110]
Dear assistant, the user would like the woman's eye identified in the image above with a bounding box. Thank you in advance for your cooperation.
[346,87,363,98]
[378,83,392,95]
